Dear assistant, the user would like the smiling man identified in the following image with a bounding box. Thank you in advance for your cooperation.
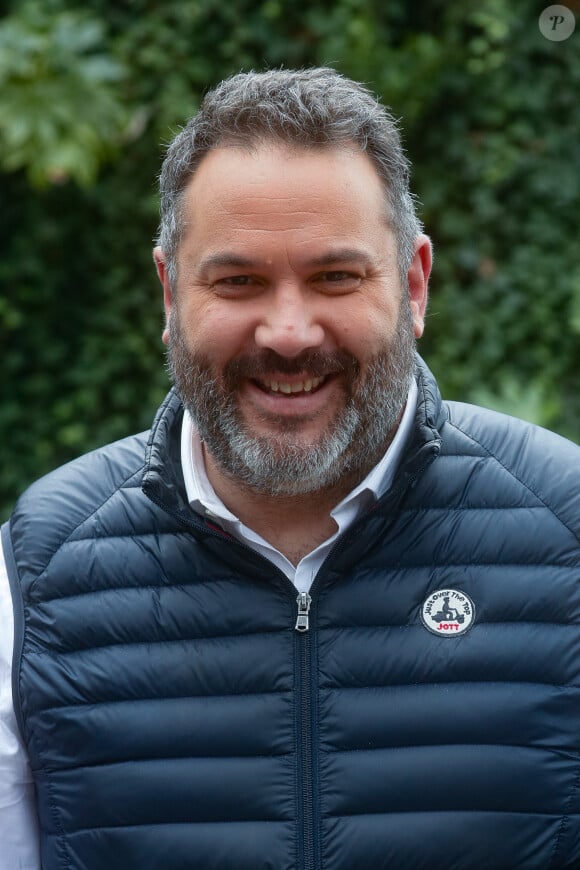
[1,68,580,870]
[156,143,429,562]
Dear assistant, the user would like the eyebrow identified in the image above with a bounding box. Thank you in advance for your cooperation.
[197,253,257,272]
[196,247,376,274]
[304,248,375,268]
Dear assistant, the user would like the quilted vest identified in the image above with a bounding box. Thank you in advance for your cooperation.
[5,359,580,869]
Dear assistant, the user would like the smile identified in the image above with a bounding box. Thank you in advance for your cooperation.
[254,375,327,395]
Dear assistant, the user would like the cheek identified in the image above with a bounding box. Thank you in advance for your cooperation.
[336,306,396,354]
[182,304,254,362]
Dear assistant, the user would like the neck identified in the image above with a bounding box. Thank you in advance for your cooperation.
[201,441,386,566]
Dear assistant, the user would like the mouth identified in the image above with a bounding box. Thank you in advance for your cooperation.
[252,374,329,396]
[243,372,340,420]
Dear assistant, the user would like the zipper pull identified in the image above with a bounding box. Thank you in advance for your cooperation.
[295,591,312,632]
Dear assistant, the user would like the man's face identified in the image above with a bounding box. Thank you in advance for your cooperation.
[156,144,430,496]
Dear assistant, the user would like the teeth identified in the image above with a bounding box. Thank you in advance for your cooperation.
[263,376,325,394]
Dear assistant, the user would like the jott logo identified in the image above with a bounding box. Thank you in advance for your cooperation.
[421,588,475,637]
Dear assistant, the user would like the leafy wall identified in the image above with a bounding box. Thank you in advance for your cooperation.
[1,0,578,517]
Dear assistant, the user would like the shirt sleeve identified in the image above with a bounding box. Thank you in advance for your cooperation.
[0,530,41,870]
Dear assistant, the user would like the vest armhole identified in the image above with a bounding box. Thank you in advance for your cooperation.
[1,521,27,741]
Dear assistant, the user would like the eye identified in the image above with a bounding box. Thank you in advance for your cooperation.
[212,274,263,297]
[325,271,350,281]
[313,271,362,292]
[217,275,255,286]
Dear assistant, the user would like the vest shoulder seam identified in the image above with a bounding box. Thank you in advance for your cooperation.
[444,418,580,545]
[29,463,145,594]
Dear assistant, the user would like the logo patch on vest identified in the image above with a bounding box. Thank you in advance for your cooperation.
[421,589,475,637]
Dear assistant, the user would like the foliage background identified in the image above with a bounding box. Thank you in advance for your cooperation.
[1,0,579,518]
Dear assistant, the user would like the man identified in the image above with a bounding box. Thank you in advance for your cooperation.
[1,67,579,869]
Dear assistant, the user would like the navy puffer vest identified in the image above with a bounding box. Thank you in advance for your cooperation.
[5,358,580,869]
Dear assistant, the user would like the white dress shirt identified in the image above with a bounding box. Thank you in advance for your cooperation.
[0,381,417,869]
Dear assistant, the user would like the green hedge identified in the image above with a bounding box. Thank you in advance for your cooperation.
[1,0,578,518]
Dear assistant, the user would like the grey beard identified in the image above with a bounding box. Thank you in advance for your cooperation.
[167,301,416,497]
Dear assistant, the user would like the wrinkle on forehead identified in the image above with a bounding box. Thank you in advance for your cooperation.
[177,144,395,275]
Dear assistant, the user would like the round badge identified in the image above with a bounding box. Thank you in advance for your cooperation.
[421,589,475,637]
[538,5,576,42]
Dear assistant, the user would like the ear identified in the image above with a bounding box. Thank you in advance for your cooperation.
[407,234,432,339]
[153,246,172,346]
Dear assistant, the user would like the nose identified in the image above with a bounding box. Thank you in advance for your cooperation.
[254,284,325,357]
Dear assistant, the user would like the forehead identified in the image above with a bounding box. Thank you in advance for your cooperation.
[178,143,390,248]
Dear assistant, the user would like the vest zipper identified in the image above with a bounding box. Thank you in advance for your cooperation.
[296,598,317,870]
[295,591,312,632]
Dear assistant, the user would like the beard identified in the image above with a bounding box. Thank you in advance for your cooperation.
[167,299,416,497]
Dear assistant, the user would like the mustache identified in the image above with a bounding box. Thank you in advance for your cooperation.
[224,349,360,381]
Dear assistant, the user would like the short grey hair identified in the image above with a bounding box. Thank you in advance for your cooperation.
[157,67,422,286]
